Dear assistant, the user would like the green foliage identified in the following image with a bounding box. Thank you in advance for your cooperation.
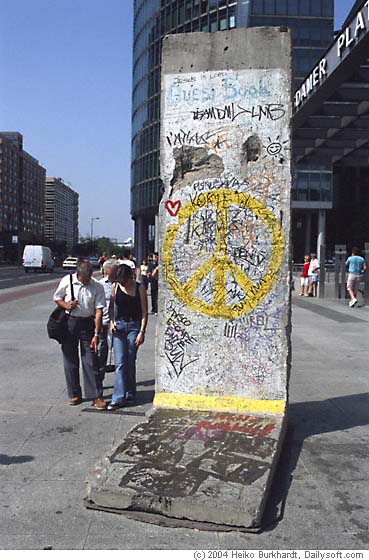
[73,236,125,257]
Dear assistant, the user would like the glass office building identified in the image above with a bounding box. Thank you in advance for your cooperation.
[132,0,334,260]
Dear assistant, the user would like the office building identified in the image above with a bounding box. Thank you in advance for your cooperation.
[131,0,334,261]
[292,0,369,259]
[44,177,79,248]
[0,132,46,260]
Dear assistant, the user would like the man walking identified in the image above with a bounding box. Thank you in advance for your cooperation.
[97,259,118,394]
[53,260,107,409]
[346,247,367,307]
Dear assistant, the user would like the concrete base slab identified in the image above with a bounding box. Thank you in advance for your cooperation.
[86,408,286,530]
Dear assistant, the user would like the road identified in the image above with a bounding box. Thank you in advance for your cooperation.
[0,265,66,290]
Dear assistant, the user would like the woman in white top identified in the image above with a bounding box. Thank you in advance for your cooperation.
[307,253,320,297]
[140,259,149,288]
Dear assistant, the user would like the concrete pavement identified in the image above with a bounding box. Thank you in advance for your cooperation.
[0,282,369,549]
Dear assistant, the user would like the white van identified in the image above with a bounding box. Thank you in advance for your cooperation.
[22,245,54,273]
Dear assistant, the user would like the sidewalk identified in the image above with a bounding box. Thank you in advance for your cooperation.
[0,287,368,549]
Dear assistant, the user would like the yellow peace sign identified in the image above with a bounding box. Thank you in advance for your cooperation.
[162,189,284,319]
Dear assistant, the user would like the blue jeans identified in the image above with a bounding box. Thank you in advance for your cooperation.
[112,320,140,404]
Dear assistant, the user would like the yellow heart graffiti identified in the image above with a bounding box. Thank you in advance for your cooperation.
[162,189,284,319]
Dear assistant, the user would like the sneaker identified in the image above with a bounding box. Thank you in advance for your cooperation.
[107,402,124,411]
[93,398,107,410]
[349,298,358,308]
[126,392,136,403]
[69,397,82,406]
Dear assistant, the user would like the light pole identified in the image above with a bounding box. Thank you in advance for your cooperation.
[90,217,100,240]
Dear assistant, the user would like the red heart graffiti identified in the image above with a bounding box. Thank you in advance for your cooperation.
[165,199,181,217]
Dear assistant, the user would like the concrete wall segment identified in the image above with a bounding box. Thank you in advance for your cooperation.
[156,28,292,411]
[161,28,292,75]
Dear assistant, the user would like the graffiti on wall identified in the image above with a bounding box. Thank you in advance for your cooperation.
[157,68,290,396]
[162,189,284,319]
[116,409,278,498]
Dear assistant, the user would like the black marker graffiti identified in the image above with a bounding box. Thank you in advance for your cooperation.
[192,103,286,122]
[164,305,199,378]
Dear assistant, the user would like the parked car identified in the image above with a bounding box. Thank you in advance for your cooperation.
[62,256,78,269]
[23,245,54,273]
[88,256,100,269]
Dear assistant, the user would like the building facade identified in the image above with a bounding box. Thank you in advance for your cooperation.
[44,177,79,249]
[0,132,46,261]
[131,0,334,262]
[292,0,369,261]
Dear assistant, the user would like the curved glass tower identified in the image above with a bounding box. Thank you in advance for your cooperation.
[131,0,333,261]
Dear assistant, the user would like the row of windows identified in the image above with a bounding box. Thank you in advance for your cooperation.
[131,178,162,216]
[292,171,332,202]
[0,186,17,194]
[134,0,160,37]
[1,193,17,202]
[0,220,18,228]
[134,3,237,64]
[132,123,160,161]
[251,0,332,17]
[132,151,160,185]
[293,48,326,76]
[0,205,17,213]
[0,157,18,166]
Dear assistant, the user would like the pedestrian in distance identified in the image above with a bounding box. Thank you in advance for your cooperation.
[53,260,107,409]
[139,258,149,289]
[300,255,310,296]
[346,247,367,308]
[307,252,320,297]
[108,264,148,411]
[97,259,118,396]
[98,254,107,273]
[147,252,159,314]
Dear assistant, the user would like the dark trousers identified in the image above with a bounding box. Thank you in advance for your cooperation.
[61,316,99,400]
[96,325,109,397]
[150,280,158,313]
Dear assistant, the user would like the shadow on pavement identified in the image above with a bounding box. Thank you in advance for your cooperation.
[0,454,34,465]
[261,392,369,531]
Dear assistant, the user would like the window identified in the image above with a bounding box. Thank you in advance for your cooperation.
[288,0,298,16]
[185,0,192,20]
[252,0,263,14]
[219,17,227,30]
[299,0,310,16]
[309,173,320,201]
[264,0,275,15]
[276,0,288,15]
[322,0,333,17]
[210,13,218,32]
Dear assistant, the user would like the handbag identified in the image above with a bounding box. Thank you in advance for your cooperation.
[47,274,74,344]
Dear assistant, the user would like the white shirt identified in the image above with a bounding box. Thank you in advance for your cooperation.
[308,258,319,276]
[98,276,113,325]
[53,273,106,318]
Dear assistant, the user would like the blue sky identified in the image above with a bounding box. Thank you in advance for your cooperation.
[0,0,356,241]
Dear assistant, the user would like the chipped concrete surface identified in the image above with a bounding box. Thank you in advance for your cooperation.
[87,409,286,528]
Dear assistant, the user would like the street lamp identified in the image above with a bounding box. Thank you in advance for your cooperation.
[90,217,100,240]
